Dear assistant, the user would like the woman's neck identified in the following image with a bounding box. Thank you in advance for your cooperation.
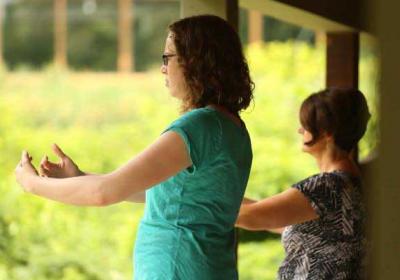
[315,148,360,177]
[206,104,242,126]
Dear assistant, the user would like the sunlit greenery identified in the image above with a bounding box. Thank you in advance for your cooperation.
[0,42,377,279]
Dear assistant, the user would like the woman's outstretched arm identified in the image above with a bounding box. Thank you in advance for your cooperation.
[15,131,191,207]
[236,189,318,231]
[39,144,146,203]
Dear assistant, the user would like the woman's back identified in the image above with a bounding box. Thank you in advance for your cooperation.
[279,171,366,280]
[134,108,252,280]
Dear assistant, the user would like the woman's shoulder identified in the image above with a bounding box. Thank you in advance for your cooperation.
[298,171,336,182]
[294,171,362,194]
[181,107,217,119]
[171,108,220,129]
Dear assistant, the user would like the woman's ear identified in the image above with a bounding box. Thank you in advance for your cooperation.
[320,131,334,145]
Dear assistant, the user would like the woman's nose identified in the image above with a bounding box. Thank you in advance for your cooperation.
[298,127,304,134]
[160,65,167,74]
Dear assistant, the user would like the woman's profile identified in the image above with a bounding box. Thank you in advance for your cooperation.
[16,15,254,279]
[237,88,370,279]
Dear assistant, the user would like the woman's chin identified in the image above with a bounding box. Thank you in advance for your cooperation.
[301,145,311,154]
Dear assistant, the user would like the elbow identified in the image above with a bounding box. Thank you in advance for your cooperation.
[93,189,108,207]
[236,211,261,231]
[92,175,113,207]
[93,193,109,207]
[237,217,264,231]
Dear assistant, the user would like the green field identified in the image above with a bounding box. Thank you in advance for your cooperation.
[0,42,377,279]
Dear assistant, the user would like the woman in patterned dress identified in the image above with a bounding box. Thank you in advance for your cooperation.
[236,88,370,279]
[15,15,254,279]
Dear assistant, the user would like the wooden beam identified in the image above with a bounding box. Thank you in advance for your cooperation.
[240,0,367,33]
[181,0,227,19]
[54,0,68,68]
[326,32,359,88]
[277,0,363,30]
[180,0,239,31]
[118,0,133,72]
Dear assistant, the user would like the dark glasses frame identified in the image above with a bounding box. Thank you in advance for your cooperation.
[162,54,177,66]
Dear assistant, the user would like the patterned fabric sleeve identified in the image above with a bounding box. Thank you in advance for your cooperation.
[292,173,345,218]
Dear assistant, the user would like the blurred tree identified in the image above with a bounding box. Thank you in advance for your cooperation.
[4,0,53,70]
[3,1,317,71]
[67,0,118,71]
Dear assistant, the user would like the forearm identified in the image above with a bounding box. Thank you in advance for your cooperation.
[236,199,261,230]
[82,171,146,203]
[27,174,109,206]
[236,201,280,231]
[242,197,257,204]
[267,227,285,234]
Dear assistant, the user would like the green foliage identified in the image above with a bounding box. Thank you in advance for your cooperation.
[238,241,285,280]
[67,0,118,71]
[0,42,378,279]
[3,0,180,71]
[243,41,325,199]
[4,0,53,70]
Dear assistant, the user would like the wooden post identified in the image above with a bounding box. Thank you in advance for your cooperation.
[226,0,239,32]
[117,0,133,72]
[326,32,359,88]
[54,0,68,68]
[369,0,400,278]
[326,32,360,162]
[180,0,240,266]
[314,31,326,49]
[248,10,263,43]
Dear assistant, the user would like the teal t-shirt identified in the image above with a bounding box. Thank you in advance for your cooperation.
[133,107,252,280]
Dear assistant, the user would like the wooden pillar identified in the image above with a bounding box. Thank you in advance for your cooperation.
[117,0,133,72]
[369,0,400,279]
[248,10,263,43]
[226,0,239,32]
[326,32,360,161]
[180,0,239,31]
[54,0,68,68]
[180,0,240,265]
[314,31,326,49]
[326,32,359,88]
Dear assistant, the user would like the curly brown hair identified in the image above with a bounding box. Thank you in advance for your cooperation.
[168,15,254,115]
[300,88,371,152]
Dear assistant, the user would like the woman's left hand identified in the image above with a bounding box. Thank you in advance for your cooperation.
[15,150,39,193]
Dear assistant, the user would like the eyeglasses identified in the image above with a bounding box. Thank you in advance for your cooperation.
[162,54,177,66]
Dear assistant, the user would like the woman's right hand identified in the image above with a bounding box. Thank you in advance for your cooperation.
[39,144,84,178]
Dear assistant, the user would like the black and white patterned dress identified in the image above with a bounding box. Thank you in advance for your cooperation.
[278,171,366,280]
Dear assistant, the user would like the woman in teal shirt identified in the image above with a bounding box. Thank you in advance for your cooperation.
[16,15,254,279]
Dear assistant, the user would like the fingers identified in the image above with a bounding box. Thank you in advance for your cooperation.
[52,143,67,159]
[40,154,58,169]
[21,150,32,164]
[39,165,47,176]
[19,150,37,172]
[40,155,48,167]
[39,155,49,176]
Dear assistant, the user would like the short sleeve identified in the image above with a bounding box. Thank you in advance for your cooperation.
[162,109,222,173]
[292,173,344,218]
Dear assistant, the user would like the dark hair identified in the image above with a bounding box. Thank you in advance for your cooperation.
[299,88,371,152]
[168,15,254,114]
